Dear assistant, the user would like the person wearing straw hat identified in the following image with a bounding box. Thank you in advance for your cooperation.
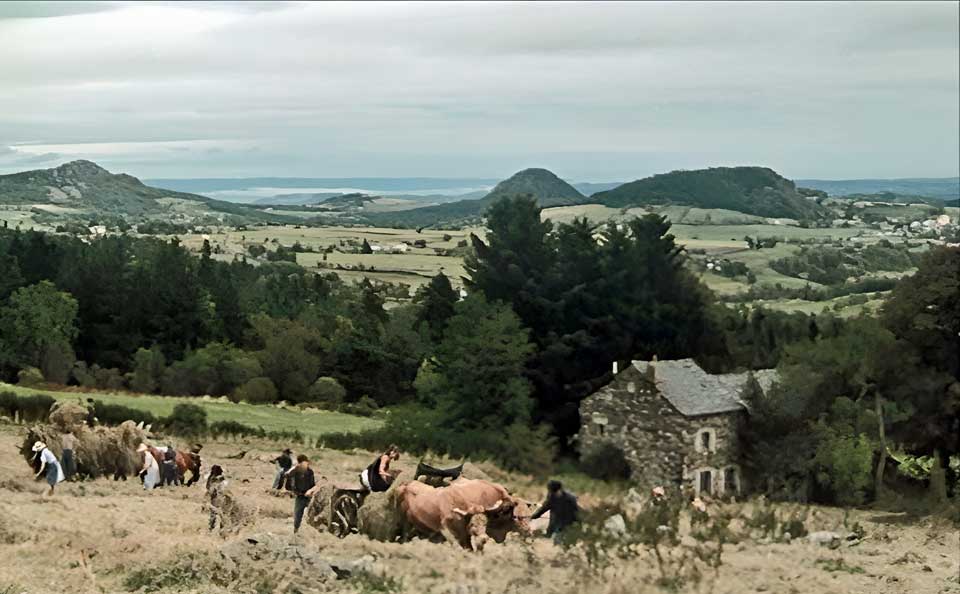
[32,441,65,496]
[136,443,160,491]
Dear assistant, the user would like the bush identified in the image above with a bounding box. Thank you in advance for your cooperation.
[232,377,278,404]
[0,391,17,418]
[40,344,75,384]
[16,394,56,423]
[130,346,166,394]
[71,361,96,388]
[163,403,208,436]
[92,400,156,427]
[209,420,262,438]
[305,377,346,409]
[341,395,379,417]
[581,442,632,481]
[92,365,125,390]
[16,367,45,388]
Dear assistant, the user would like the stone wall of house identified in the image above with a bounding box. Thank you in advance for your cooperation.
[578,365,745,495]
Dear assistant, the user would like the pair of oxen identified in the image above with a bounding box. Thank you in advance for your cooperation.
[395,477,533,551]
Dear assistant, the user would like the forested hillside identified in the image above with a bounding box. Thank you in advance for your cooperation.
[593,166,829,220]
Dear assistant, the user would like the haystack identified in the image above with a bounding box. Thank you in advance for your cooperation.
[48,401,87,431]
[357,481,406,542]
[21,419,145,479]
[305,483,336,532]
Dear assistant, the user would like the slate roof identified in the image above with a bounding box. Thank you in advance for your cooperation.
[630,359,777,416]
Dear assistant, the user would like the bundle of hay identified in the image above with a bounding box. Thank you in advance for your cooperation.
[21,419,145,480]
[357,481,407,542]
[305,483,336,532]
[207,483,256,537]
[48,401,88,431]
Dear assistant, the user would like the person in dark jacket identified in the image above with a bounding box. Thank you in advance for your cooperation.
[531,480,579,543]
[272,448,293,490]
[286,454,316,533]
[162,445,179,487]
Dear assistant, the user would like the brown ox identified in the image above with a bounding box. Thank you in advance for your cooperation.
[395,478,530,551]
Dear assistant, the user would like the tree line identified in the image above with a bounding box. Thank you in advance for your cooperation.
[1,196,956,500]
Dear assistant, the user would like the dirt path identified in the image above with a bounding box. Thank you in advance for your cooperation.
[0,422,956,594]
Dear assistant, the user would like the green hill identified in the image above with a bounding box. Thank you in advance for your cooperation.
[364,168,583,228]
[592,167,828,220]
[0,160,288,223]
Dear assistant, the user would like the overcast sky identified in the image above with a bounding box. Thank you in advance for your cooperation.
[1,1,958,180]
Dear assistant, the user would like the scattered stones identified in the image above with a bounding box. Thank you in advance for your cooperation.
[807,531,842,547]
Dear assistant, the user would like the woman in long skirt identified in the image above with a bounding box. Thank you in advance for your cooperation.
[32,441,65,496]
[136,443,160,490]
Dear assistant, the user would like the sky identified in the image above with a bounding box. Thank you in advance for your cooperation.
[1,1,958,181]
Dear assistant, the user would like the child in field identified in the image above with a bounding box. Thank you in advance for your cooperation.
[32,441,65,496]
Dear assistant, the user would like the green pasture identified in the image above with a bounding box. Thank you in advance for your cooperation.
[0,382,382,440]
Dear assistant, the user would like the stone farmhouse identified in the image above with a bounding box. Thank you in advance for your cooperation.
[577,359,777,497]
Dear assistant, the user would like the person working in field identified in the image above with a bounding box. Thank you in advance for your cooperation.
[206,464,228,533]
[272,448,293,491]
[359,445,400,492]
[286,454,316,534]
[530,480,580,543]
[61,431,77,481]
[161,444,179,487]
[137,443,160,490]
[32,441,65,496]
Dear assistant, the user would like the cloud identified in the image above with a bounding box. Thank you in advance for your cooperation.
[0,1,956,179]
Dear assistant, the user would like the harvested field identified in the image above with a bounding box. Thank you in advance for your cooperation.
[0,423,956,594]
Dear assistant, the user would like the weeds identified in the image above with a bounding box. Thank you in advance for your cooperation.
[351,570,404,593]
[815,557,865,574]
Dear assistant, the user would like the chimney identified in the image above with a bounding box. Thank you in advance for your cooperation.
[646,355,657,381]
[612,361,619,375]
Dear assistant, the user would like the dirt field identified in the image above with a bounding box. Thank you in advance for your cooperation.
[0,422,956,594]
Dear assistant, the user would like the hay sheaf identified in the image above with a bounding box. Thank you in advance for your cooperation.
[357,482,406,542]
[21,420,145,479]
[48,401,88,431]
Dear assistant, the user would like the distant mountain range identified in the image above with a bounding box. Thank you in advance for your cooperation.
[796,177,960,203]
[145,176,500,194]
[0,160,288,224]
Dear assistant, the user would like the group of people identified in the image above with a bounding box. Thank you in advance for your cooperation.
[31,434,579,543]
[135,443,182,490]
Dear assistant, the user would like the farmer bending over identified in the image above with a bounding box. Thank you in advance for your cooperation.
[360,445,400,492]
[32,441,65,496]
[531,480,580,544]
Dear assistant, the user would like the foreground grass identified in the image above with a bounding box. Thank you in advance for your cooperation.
[0,382,382,440]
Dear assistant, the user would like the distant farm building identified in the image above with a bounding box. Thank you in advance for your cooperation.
[578,359,777,497]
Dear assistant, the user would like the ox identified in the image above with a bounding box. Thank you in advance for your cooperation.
[395,478,530,551]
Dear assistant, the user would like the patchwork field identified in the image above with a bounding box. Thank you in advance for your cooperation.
[0,422,956,594]
[0,383,381,441]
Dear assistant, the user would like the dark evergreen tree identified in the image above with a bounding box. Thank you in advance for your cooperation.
[413,272,459,342]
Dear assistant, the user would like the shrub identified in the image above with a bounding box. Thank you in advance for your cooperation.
[580,442,632,481]
[16,394,56,423]
[92,400,156,427]
[209,420,262,438]
[0,391,17,418]
[16,367,44,388]
[40,344,75,384]
[163,403,208,436]
[306,377,346,409]
[71,361,97,388]
[232,377,278,404]
[91,365,125,390]
[341,395,379,417]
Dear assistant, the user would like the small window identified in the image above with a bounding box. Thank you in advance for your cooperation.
[700,431,711,451]
[699,470,713,494]
[724,467,738,494]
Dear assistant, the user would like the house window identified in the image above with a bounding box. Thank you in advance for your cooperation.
[699,470,713,495]
[695,428,717,453]
[724,467,738,494]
